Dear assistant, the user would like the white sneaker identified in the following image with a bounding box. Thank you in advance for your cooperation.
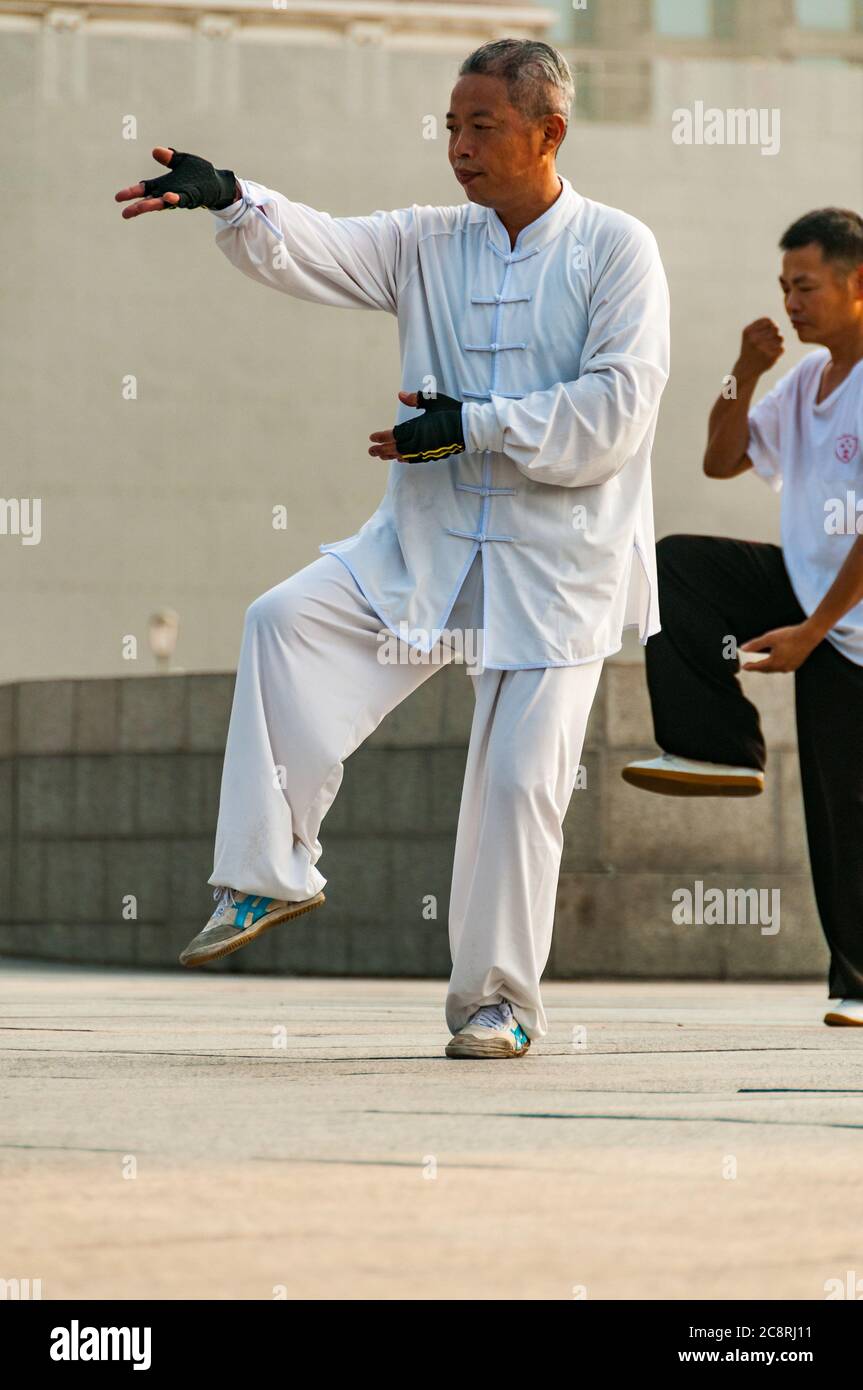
[824,999,863,1027]
[621,752,764,797]
[179,886,325,967]
[445,1000,531,1059]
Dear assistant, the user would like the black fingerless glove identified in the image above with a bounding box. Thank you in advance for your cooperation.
[393,389,465,462]
[142,150,238,210]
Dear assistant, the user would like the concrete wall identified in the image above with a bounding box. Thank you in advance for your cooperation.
[0,666,828,978]
[3,21,863,680]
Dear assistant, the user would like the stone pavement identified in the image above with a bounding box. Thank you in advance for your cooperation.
[2,961,862,1301]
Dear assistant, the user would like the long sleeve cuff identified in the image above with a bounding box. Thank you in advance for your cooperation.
[209,177,254,226]
[462,400,505,456]
[208,179,285,241]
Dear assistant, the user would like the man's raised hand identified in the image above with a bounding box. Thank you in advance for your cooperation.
[737,318,785,379]
[115,148,238,219]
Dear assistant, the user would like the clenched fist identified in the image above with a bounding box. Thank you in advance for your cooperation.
[736,318,785,379]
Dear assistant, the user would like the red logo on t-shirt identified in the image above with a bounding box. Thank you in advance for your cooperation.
[836,434,859,463]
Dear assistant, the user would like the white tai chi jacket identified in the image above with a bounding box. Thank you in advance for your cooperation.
[211,174,670,668]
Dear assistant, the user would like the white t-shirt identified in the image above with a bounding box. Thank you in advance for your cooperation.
[747,347,863,665]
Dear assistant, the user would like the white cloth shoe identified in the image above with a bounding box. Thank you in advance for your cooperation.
[445,1000,531,1059]
[179,886,325,967]
[621,752,764,797]
[824,998,863,1026]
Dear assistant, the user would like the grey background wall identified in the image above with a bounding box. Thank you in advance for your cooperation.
[2,13,862,680]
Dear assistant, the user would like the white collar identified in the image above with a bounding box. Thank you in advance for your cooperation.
[485,176,578,260]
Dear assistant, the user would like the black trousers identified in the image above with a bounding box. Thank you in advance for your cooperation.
[645,534,863,998]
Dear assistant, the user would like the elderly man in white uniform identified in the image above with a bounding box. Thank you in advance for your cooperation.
[116,39,670,1058]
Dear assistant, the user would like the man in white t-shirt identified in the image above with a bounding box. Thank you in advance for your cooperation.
[622,207,863,1028]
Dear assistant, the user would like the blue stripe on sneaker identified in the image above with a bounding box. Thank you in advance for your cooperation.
[234,895,274,929]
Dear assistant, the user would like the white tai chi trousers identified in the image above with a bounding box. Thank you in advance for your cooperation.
[210,553,603,1039]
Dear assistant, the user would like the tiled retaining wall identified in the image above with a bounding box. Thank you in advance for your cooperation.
[0,665,825,978]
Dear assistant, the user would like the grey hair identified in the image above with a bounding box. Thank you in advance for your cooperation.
[458,39,574,139]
